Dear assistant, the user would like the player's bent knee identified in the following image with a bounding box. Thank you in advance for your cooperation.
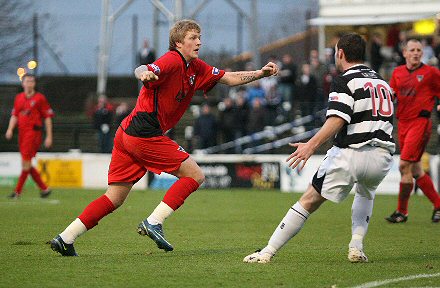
[399,162,411,174]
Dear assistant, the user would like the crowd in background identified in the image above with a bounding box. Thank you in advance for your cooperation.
[91,31,440,154]
[191,30,440,152]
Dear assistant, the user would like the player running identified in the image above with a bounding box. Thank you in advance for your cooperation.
[49,19,278,256]
[385,39,440,223]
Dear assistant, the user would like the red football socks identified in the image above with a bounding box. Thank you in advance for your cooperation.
[15,170,30,194]
[163,177,200,210]
[30,167,48,191]
[78,195,116,230]
[397,182,413,215]
[416,174,440,209]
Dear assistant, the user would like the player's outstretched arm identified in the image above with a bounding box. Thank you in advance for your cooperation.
[134,65,159,83]
[5,115,17,140]
[44,117,53,148]
[286,116,346,171]
[219,62,279,86]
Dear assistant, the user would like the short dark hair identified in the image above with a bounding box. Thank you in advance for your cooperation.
[22,74,36,81]
[404,38,421,49]
[337,33,366,63]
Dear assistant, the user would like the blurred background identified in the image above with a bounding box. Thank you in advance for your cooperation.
[1,0,439,156]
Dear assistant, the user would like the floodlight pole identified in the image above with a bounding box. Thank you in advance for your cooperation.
[97,0,184,96]
[97,0,260,96]
[97,0,135,96]
[224,0,260,68]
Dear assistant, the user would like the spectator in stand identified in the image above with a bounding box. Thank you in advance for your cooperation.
[421,38,435,65]
[217,67,233,100]
[323,64,338,99]
[370,33,384,73]
[115,102,131,127]
[393,31,407,66]
[5,74,53,199]
[247,97,267,135]
[385,39,440,223]
[296,63,318,117]
[260,72,280,125]
[387,24,401,48]
[193,104,218,149]
[93,95,114,153]
[235,94,249,134]
[246,80,266,106]
[277,54,297,106]
[310,49,328,108]
[218,97,237,152]
[138,39,156,65]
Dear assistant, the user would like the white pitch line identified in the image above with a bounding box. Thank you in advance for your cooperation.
[351,272,440,288]
[0,198,60,205]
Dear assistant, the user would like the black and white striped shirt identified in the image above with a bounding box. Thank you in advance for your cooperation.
[327,64,395,153]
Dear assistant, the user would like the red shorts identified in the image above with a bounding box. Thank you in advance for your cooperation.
[108,128,189,184]
[398,118,432,162]
[18,130,42,160]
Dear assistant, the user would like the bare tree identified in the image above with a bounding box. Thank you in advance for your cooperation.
[0,0,33,72]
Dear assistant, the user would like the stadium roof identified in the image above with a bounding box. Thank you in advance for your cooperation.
[309,13,436,26]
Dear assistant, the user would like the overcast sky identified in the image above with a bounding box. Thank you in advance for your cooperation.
[2,0,317,82]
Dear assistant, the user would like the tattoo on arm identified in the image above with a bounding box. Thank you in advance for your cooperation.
[233,71,258,82]
[240,75,257,81]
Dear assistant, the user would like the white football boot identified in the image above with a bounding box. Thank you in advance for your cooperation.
[243,250,273,264]
[348,247,368,263]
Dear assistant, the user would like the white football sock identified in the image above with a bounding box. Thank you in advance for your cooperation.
[266,201,310,253]
[147,201,174,225]
[59,218,87,244]
[349,193,374,250]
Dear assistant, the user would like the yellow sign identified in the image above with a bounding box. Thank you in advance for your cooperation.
[37,159,83,188]
[413,19,436,35]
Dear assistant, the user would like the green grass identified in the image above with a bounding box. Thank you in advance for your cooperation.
[0,187,439,288]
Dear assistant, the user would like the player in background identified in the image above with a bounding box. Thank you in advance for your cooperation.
[49,19,279,256]
[5,74,53,199]
[385,39,440,223]
[244,33,395,264]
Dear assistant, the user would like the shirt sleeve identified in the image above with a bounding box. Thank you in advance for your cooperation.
[39,94,54,118]
[389,70,397,101]
[194,60,225,93]
[144,54,177,90]
[431,67,440,98]
[326,75,354,123]
[11,94,20,116]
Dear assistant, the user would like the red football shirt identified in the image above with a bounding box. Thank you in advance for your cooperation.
[390,64,440,120]
[12,92,54,132]
[121,50,225,137]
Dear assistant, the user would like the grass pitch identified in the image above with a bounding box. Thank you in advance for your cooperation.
[0,187,439,288]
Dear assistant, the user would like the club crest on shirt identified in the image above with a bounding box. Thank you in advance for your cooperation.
[30,100,35,107]
[212,67,219,75]
[329,95,339,101]
[189,74,196,86]
[416,75,424,82]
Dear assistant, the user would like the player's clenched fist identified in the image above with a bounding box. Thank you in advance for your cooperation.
[261,62,279,77]
[134,65,159,83]
[140,71,159,82]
